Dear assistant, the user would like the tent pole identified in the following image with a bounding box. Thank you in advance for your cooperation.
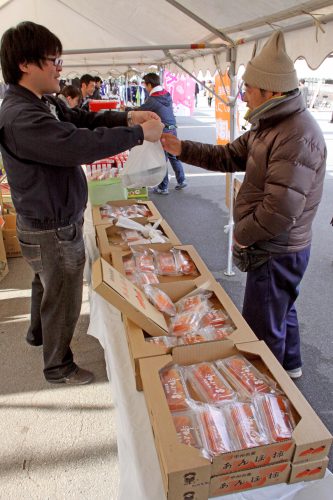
[224,48,238,277]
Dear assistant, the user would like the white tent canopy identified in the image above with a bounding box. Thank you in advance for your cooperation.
[0,0,333,79]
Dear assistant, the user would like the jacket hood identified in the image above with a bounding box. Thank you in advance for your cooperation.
[150,90,173,108]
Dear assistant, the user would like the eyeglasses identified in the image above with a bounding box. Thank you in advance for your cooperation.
[44,57,63,67]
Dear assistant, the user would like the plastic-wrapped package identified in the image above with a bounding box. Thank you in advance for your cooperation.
[198,405,235,456]
[134,271,159,288]
[145,335,178,350]
[159,365,190,412]
[216,355,279,398]
[143,285,176,316]
[199,309,229,329]
[169,311,203,337]
[152,250,179,276]
[132,247,155,272]
[172,411,203,449]
[211,326,235,340]
[123,255,136,275]
[225,402,270,450]
[185,362,237,405]
[121,229,143,244]
[175,291,212,314]
[177,328,216,345]
[172,249,198,275]
[255,394,295,442]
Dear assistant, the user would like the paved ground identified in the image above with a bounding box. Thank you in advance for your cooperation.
[0,94,332,499]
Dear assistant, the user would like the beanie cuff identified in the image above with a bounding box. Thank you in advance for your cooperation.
[243,62,299,93]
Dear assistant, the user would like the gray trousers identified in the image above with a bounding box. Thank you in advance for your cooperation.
[16,218,85,381]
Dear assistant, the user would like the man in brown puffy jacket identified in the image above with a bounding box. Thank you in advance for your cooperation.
[161,31,326,380]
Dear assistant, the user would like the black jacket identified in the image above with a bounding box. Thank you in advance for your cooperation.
[0,84,143,228]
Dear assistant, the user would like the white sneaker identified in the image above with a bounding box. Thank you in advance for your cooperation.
[286,367,302,379]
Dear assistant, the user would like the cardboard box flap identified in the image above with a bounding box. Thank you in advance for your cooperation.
[93,258,168,332]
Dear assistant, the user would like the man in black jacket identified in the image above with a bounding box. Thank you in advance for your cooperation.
[0,21,163,385]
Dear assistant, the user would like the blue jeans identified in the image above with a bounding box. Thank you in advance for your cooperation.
[16,218,86,381]
[242,247,311,370]
[158,130,185,190]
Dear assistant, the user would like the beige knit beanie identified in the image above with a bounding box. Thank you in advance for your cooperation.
[242,31,299,92]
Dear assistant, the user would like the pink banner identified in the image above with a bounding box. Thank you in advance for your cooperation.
[163,71,195,116]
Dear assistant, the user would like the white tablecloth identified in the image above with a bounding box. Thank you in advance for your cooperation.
[84,205,333,500]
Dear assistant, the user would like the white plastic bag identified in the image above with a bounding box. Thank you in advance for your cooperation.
[121,140,167,188]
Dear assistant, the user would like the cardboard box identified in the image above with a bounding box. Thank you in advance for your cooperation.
[92,199,162,225]
[112,243,211,285]
[139,340,332,500]
[289,457,328,484]
[209,462,290,497]
[3,213,21,257]
[122,275,258,390]
[0,229,9,282]
[95,218,181,263]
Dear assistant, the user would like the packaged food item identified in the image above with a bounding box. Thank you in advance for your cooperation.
[153,250,179,275]
[121,229,143,244]
[132,247,155,272]
[186,362,236,404]
[255,394,295,442]
[216,355,278,398]
[211,325,235,340]
[177,328,216,345]
[199,309,229,329]
[143,285,176,316]
[169,311,203,337]
[145,335,178,350]
[226,402,269,450]
[172,411,203,448]
[123,255,136,275]
[198,405,235,456]
[175,291,212,314]
[134,271,159,288]
[172,249,198,275]
[160,365,190,412]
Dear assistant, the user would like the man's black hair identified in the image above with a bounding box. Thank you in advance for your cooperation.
[0,21,62,84]
[94,76,102,83]
[143,73,160,87]
[80,74,95,86]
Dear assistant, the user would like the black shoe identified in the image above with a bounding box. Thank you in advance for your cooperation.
[47,367,94,386]
[175,182,188,190]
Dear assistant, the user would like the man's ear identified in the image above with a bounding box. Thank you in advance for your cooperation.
[19,61,29,74]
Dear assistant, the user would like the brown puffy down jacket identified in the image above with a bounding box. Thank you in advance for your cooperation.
[179,91,326,252]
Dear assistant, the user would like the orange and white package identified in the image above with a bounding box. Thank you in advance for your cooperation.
[123,255,136,275]
[216,355,278,398]
[197,405,235,456]
[199,308,229,329]
[225,402,269,450]
[172,411,203,449]
[134,271,159,288]
[185,362,237,405]
[132,248,155,272]
[121,229,142,243]
[177,327,216,345]
[143,285,176,316]
[255,394,295,442]
[211,326,235,340]
[172,249,198,275]
[159,364,190,412]
[153,250,179,275]
[169,311,203,337]
[145,335,178,350]
[175,291,212,314]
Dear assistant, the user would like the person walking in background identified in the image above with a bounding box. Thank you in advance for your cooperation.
[0,21,163,386]
[161,31,326,379]
[57,84,81,108]
[207,80,214,107]
[194,82,200,107]
[138,72,187,194]
[92,76,102,100]
[79,74,95,110]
